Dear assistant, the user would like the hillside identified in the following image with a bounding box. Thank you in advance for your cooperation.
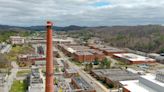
[0,25,33,42]
[67,25,164,53]
[25,25,86,31]
[0,24,163,53]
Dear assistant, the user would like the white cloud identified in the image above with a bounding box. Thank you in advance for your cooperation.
[0,0,164,26]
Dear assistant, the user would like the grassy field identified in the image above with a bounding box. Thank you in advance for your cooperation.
[5,45,34,61]
[69,59,82,66]
[16,70,31,77]
[9,80,28,92]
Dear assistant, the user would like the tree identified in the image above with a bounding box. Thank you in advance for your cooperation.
[61,68,65,72]
[0,54,11,68]
[108,83,114,88]
[159,48,164,53]
[89,63,93,70]
[94,58,99,65]
[84,62,93,71]
[104,58,111,68]
[55,67,59,72]
[100,58,111,69]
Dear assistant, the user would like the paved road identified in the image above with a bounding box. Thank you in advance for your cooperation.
[4,62,19,92]
[57,48,108,92]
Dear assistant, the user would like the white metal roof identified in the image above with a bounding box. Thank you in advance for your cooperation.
[67,47,76,53]
[114,53,155,62]
[120,80,157,92]
[141,74,164,87]
[120,74,164,92]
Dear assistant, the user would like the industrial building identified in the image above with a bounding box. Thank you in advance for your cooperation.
[0,73,8,92]
[89,44,126,56]
[74,50,105,62]
[120,69,164,92]
[87,37,103,44]
[28,37,45,44]
[74,51,95,62]
[28,66,44,92]
[35,60,47,66]
[53,37,74,44]
[58,44,90,57]
[29,37,73,45]
[54,75,72,92]
[17,54,46,65]
[71,77,96,92]
[0,43,11,54]
[35,60,59,66]
[91,69,139,87]
[148,53,164,64]
[58,44,105,62]
[54,80,72,92]
[64,68,79,78]
[10,36,25,45]
[156,69,164,83]
[113,53,156,64]
[59,59,69,69]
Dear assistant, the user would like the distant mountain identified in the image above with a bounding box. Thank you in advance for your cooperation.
[0,24,87,31]
[0,24,163,32]
[25,25,87,31]
[0,24,31,32]
[0,25,18,30]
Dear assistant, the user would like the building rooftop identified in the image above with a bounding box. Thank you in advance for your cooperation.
[141,74,164,87]
[72,77,94,91]
[87,49,104,55]
[120,80,157,92]
[157,69,164,73]
[10,36,25,38]
[53,38,73,42]
[89,44,105,48]
[0,73,7,81]
[65,68,78,74]
[120,74,164,92]
[106,73,139,81]
[92,69,139,81]
[90,44,126,54]
[114,53,155,62]
[66,47,76,53]
[103,48,125,53]
[28,66,44,92]
[75,51,93,55]
[70,46,90,51]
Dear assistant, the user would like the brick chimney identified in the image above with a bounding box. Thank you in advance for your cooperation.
[45,21,54,92]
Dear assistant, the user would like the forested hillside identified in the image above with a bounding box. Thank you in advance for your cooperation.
[67,25,164,53]
[0,27,32,42]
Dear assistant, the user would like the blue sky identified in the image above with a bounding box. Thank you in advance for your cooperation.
[93,1,110,7]
[0,0,164,26]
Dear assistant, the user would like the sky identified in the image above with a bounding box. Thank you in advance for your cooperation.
[0,0,164,26]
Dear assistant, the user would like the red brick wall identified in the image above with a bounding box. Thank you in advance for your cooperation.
[123,87,131,92]
[73,54,95,62]
[94,54,105,61]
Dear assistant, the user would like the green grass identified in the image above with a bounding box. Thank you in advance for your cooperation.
[16,70,31,77]
[9,80,28,92]
[70,60,82,66]
[5,45,34,61]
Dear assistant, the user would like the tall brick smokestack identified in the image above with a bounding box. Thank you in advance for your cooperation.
[45,21,54,92]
